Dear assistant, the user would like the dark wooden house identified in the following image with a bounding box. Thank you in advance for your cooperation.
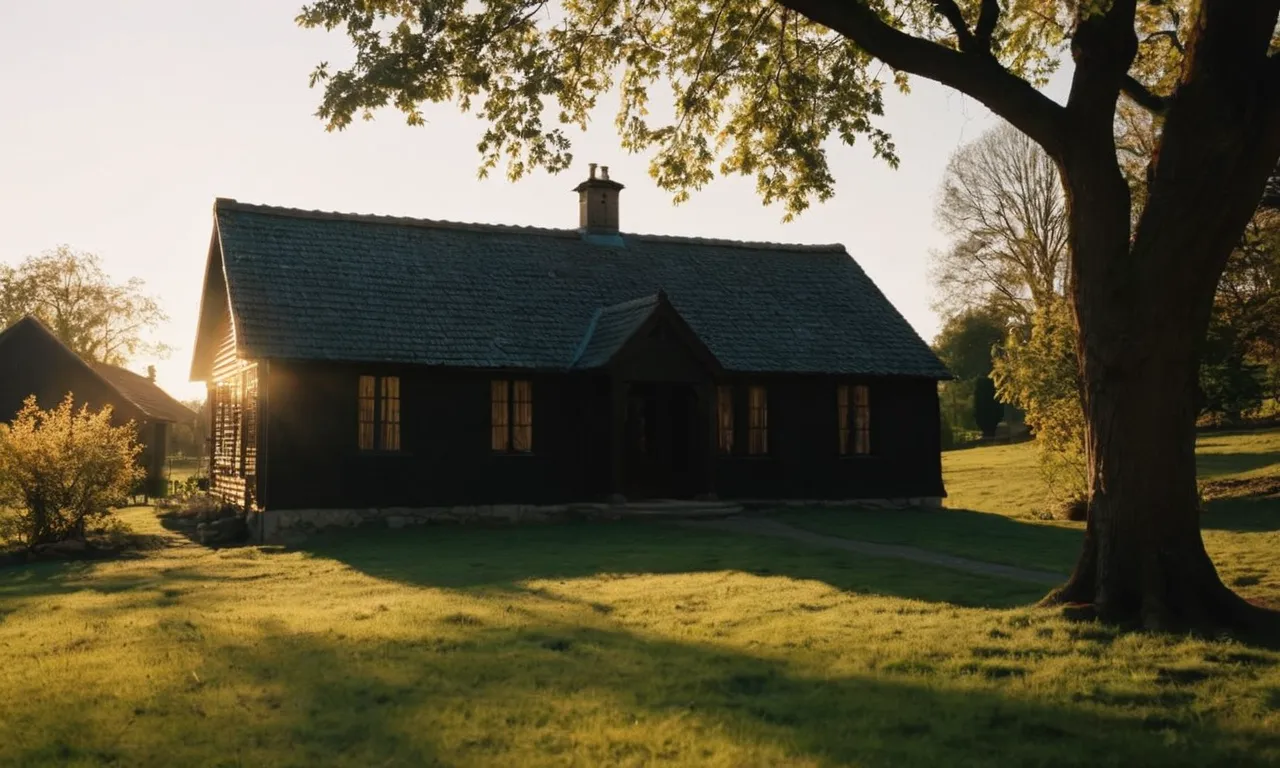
[0,315,195,496]
[191,167,950,524]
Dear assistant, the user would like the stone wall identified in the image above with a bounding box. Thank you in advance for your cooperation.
[246,496,944,543]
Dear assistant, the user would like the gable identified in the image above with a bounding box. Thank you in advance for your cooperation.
[205,199,951,378]
[190,226,237,382]
[0,318,147,424]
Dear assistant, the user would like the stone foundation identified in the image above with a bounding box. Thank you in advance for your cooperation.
[246,496,944,542]
[737,497,944,511]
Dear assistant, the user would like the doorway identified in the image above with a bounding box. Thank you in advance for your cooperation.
[622,382,700,499]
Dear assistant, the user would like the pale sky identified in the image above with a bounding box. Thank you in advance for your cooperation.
[0,1,1066,401]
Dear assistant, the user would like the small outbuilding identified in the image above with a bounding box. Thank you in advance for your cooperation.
[0,315,195,497]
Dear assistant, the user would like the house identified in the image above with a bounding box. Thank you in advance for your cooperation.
[191,166,950,537]
[0,315,196,496]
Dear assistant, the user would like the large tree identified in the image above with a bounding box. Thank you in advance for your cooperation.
[932,124,1067,325]
[299,0,1280,631]
[1,247,168,366]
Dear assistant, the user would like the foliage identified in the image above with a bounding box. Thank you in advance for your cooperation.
[933,308,1006,441]
[931,124,1067,324]
[295,0,1075,219]
[971,376,1002,438]
[0,246,168,366]
[931,308,1005,381]
[992,298,1086,504]
[0,396,143,548]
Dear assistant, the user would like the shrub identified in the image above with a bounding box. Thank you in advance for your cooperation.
[0,396,143,549]
[992,298,1088,504]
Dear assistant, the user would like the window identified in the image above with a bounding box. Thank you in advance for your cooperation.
[381,376,401,451]
[492,379,533,452]
[747,385,768,455]
[358,375,401,451]
[838,384,871,455]
[716,385,734,454]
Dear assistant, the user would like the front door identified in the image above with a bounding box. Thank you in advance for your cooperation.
[623,382,700,499]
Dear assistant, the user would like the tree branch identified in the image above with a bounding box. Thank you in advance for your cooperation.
[777,0,1065,157]
[929,0,977,51]
[1142,28,1185,55]
[1120,75,1170,115]
[974,0,1000,51]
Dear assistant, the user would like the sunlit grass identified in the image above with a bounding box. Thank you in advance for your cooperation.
[779,430,1280,604]
[1,430,1280,766]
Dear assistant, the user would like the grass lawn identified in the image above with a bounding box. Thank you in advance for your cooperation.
[1,435,1279,766]
[778,429,1280,604]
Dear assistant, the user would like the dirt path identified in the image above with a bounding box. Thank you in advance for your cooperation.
[682,517,1065,586]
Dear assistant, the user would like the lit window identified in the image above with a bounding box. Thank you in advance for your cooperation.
[717,385,734,454]
[747,385,768,455]
[492,379,533,453]
[838,384,871,455]
[381,376,401,451]
[358,375,401,451]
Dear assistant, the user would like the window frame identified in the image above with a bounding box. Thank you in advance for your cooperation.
[357,374,402,453]
[837,383,872,457]
[491,378,534,454]
[716,384,734,454]
[747,384,769,456]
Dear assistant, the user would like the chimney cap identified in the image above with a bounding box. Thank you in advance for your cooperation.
[573,162,624,192]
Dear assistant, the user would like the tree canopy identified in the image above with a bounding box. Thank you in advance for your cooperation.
[0,247,168,367]
[931,124,1067,325]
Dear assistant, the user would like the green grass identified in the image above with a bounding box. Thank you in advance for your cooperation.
[1,433,1279,766]
[778,429,1280,604]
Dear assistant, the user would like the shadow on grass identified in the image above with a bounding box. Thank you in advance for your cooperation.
[774,506,1082,575]
[1196,450,1280,478]
[1201,496,1280,533]
[302,520,1047,609]
[11,610,1276,767]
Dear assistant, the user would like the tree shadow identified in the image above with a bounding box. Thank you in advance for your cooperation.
[300,520,1048,609]
[13,609,1275,766]
[1196,451,1280,478]
[772,506,1082,575]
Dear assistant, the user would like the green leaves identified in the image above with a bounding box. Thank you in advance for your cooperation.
[0,396,143,547]
[298,0,914,217]
[2,247,168,367]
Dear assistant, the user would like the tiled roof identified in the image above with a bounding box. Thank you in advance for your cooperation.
[211,199,949,378]
[570,293,662,369]
[90,363,196,424]
[1,315,194,423]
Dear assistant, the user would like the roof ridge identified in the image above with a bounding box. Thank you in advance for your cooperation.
[214,198,848,254]
[1,316,153,420]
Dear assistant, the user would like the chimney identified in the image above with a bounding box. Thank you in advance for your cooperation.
[146,365,156,383]
[573,162,625,235]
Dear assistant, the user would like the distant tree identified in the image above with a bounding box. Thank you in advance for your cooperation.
[932,125,1067,325]
[300,0,1280,629]
[0,396,143,548]
[0,247,168,366]
[972,376,1003,439]
[933,309,1006,440]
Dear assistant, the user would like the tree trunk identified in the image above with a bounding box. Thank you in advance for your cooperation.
[1047,137,1280,633]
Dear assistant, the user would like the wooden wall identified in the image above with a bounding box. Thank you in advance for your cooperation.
[257,359,944,510]
[713,375,945,500]
[263,361,595,510]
